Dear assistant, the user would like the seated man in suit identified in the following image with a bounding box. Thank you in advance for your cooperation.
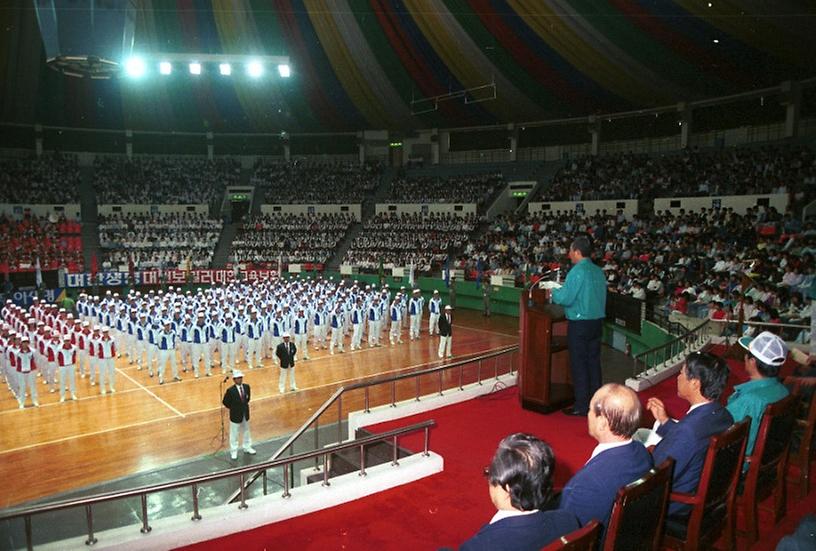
[559,383,653,533]
[646,352,733,515]
[460,433,579,551]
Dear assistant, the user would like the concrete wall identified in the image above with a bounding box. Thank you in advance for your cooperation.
[97,204,210,216]
[374,203,477,216]
[260,204,362,221]
[528,199,639,219]
[0,203,81,220]
[653,193,788,215]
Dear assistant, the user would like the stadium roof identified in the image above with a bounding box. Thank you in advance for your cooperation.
[1,1,815,133]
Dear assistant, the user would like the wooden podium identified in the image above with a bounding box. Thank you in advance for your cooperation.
[518,285,574,414]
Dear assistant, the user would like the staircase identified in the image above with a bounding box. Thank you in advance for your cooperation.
[211,223,238,268]
[515,160,565,214]
[78,166,100,270]
[305,428,413,484]
[326,221,362,271]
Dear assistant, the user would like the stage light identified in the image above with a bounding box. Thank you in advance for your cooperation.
[219,63,232,76]
[277,64,291,78]
[124,57,146,78]
[189,62,202,75]
[159,61,172,75]
[247,60,264,78]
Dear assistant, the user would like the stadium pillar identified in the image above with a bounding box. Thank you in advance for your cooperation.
[677,102,693,149]
[284,142,291,161]
[358,131,365,165]
[35,124,43,157]
[431,129,439,164]
[125,129,133,158]
[207,132,214,160]
[588,116,600,156]
[780,80,801,139]
[509,123,518,162]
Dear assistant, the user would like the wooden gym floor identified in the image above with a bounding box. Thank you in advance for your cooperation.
[0,311,519,509]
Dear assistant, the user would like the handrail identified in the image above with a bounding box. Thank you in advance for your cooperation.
[632,319,710,378]
[227,344,518,504]
[0,420,435,550]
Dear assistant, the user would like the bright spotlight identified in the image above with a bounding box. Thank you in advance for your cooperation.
[219,63,232,76]
[189,62,202,75]
[159,61,172,75]
[124,57,146,78]
[277,64,291,78]
[247,60,264,78]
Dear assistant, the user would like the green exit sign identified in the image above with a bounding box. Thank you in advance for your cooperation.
[511,191,528,198]
[231,194,249,201]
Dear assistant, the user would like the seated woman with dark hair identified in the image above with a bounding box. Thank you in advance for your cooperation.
[459,433,578,551]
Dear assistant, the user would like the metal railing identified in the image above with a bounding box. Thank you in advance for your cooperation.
[0,420,435,551]
[632,319,710,378]
[227,344,519,504]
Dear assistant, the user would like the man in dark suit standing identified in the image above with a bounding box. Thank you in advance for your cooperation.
[438,305,453,359]
[559,383,652,534]
[275,332,298,394]
[460,433,578,551]
[646,352,733,515]
[222,369,255,461]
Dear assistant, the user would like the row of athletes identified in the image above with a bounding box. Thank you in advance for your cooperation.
[1,302,118,408]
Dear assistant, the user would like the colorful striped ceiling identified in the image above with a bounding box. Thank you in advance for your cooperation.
[1,1,814,133]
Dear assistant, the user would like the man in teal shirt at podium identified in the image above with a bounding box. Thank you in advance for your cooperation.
[551,236,607,416]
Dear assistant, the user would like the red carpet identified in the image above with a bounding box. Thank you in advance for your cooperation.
[177,347,810,551]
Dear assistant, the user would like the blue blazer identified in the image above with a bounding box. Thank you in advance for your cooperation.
[652,401,734,515]
[459,510,579,551]
[559,441,653,530]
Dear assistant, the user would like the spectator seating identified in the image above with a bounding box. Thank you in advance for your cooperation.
[98,212,222,270]
[93,156,240,204]
[343,212,476,273]
[0,215,83,272]
[539,146,816,202]
[231,213,353,267]
[0,153,81,203]
[387,172,503,209]
[254,160,382,204]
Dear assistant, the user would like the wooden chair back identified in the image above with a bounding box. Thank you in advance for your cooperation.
[783,376,816,497]
[662,419,750,551]
[542,520,601,551]
[603,458,674,551]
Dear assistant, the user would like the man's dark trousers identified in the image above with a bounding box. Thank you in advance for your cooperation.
[567,318,603,414]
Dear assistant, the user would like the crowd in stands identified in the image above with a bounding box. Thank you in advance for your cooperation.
[93,156,241,204]
[344,212,476,272]
[542,146,816,201]
[98,212,222,270]
[0,153,81,203]
[461,205,816,339]
[387,172,503,209]
[253,160,382,204]
[231,213,353,267]
[0,215,83,272]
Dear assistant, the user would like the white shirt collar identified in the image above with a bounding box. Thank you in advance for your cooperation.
[686,401,710,414]
[589,439,632,462]
[489,508,539,525]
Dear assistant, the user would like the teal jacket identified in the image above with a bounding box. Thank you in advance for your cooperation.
[726,377,789,457]
[551,258,607,321]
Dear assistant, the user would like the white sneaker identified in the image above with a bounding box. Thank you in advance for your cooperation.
[60,397,65,403]
[18,403,24,409]
[71,394,77,400]
[279,387,285,394]
[244,447,257,455]
[33,401,40,407]
[230,451,237,460]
